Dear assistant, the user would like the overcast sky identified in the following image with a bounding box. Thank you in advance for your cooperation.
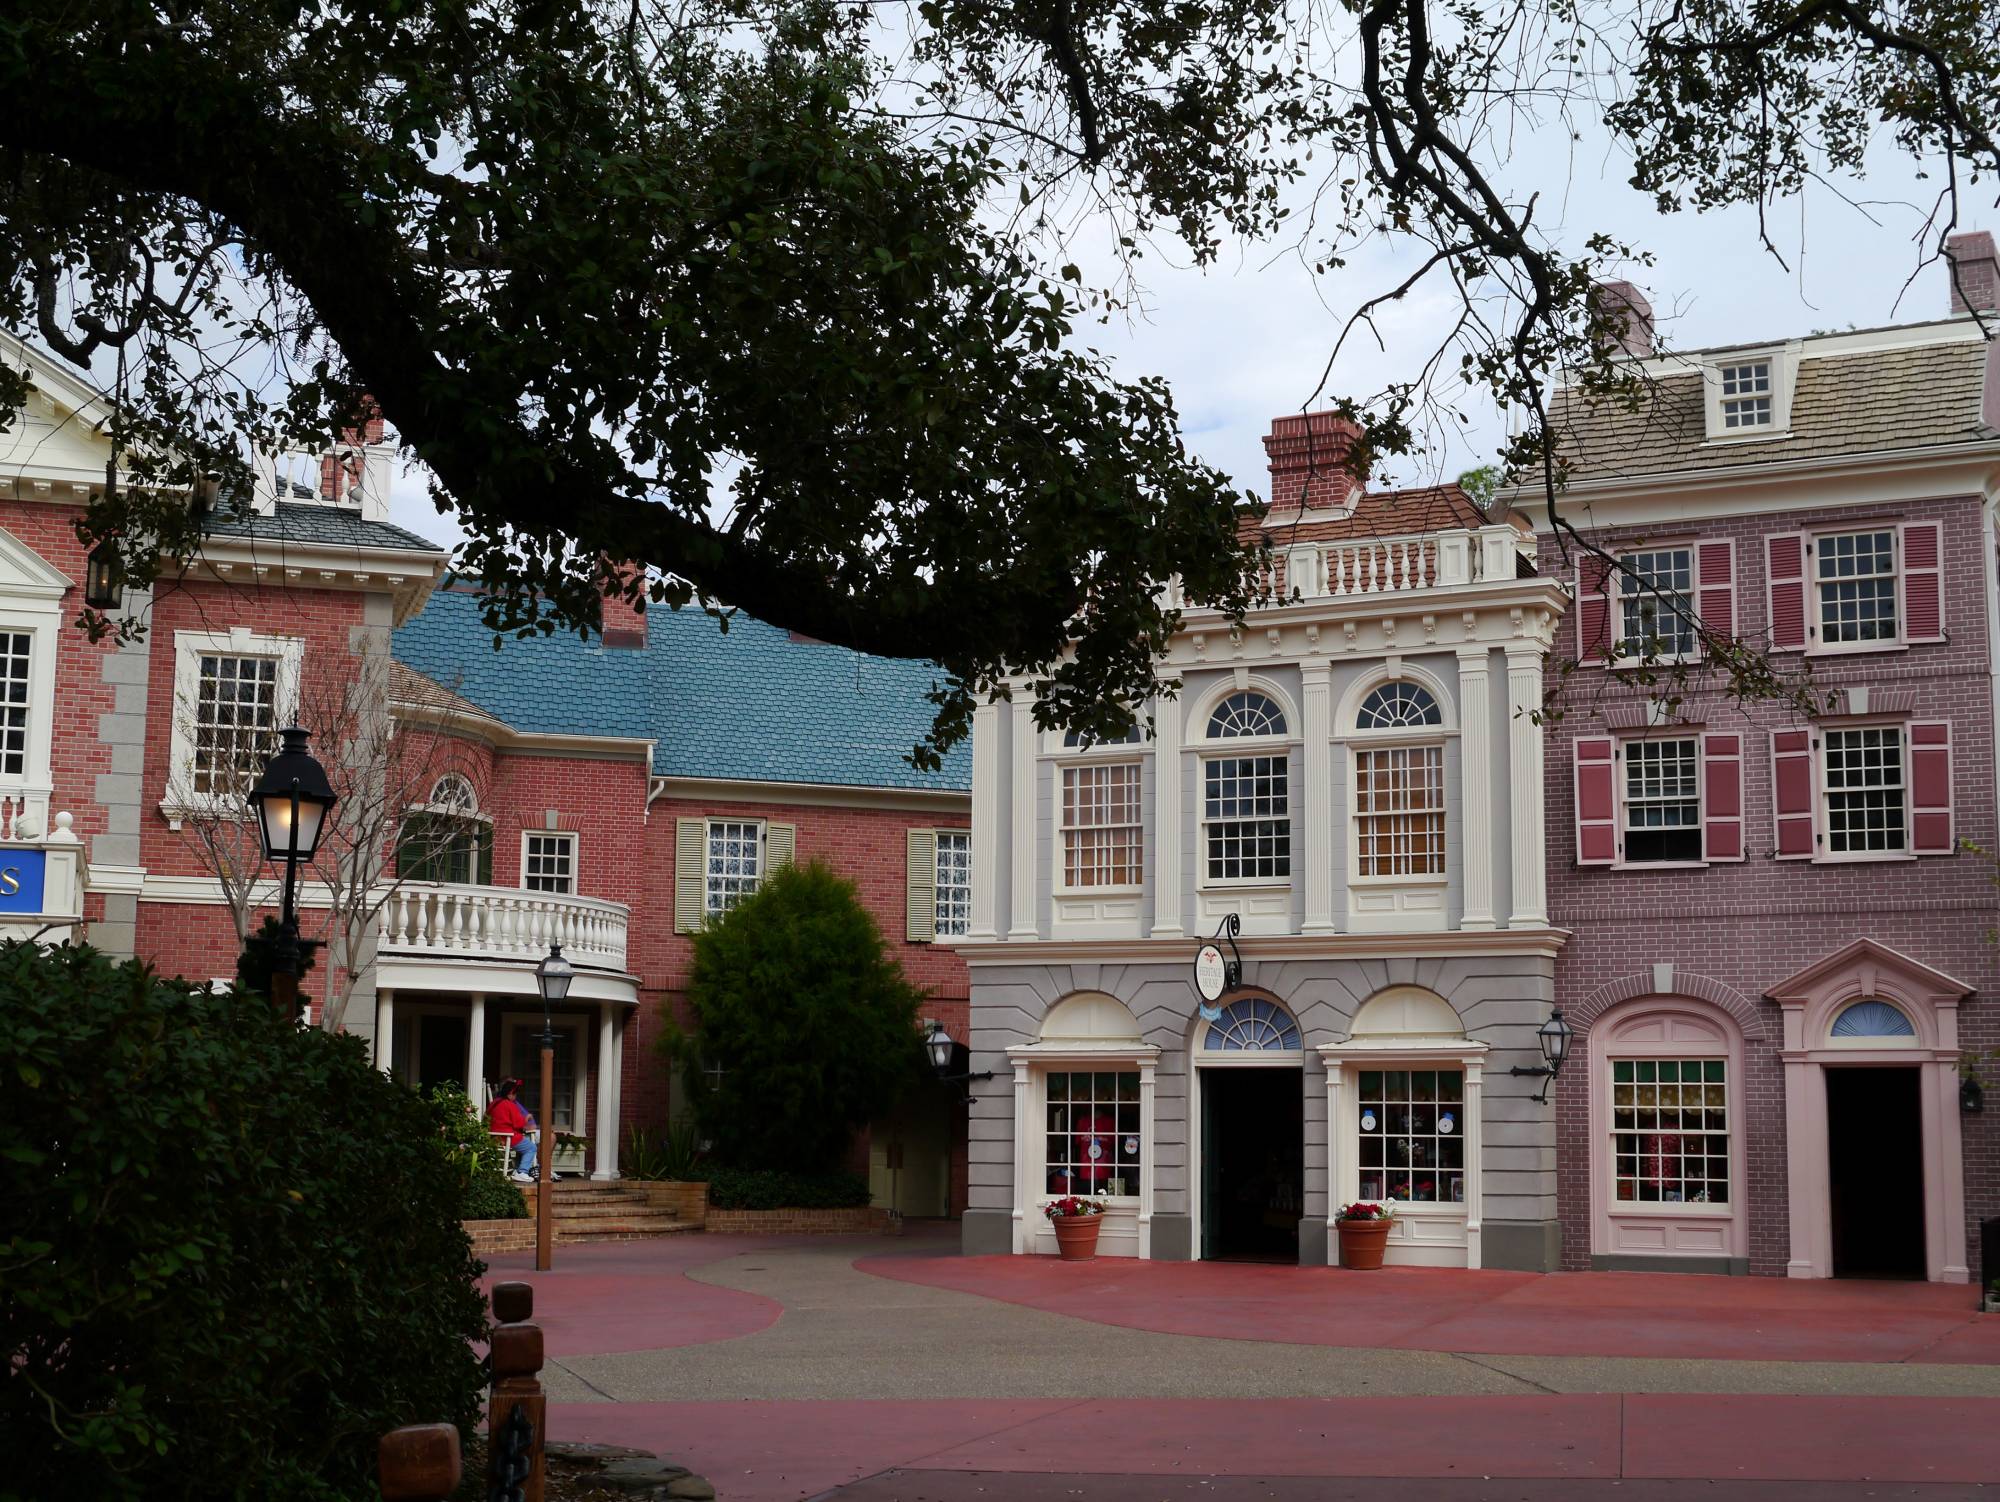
[386,126,1973,554]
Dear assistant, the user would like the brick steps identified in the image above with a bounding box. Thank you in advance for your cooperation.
[518,1181,690,1243]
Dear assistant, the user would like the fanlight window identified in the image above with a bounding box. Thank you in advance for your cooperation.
[1203,997,1301,1051]
[1356,681,1442,730]
[1207,691,1287,739]
[1830,999,1917,1038]
[430,773,478,814]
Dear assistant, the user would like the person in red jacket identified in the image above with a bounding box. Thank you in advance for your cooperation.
[488,1079,538,1183]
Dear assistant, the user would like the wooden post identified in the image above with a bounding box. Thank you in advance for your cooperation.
[491,1279,533,1325]
[379,1424,462,1501]
[489,1321,546,1502]
[536,1038,555,1271]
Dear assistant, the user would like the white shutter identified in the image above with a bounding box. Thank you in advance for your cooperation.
[906,828,938,942]
[674,818,706,933]
[765,822,796,872]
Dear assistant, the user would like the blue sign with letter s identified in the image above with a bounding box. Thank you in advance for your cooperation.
[0,849,48,913]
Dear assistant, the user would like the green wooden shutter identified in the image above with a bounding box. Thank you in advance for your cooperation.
[476,823,494,885]
[906,827,937,942]
[674,818,706,933]
[396,814,435,882]
[765,822,796,872]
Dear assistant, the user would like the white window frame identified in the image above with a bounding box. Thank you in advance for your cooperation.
[1808,527,1905,656]
[704,818,764,916]
[933,828,972,937]
[521,830,579,895]
[1195,684,1296,894]
[500,1012,589,1137]
[1613,545,1699,664]
[1615,736,1704,869]
[1607,1054,1735,1214]
[1701,346,1794,441]
[163,627,303,824]
[1057,761,1145,894]
[1818,721,1911,862]
[0,528,67,828]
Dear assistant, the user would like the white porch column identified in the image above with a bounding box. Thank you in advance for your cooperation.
[1151,690,1185,938]
[1464,1058,1485,1270]
[465,993,487,1102]
[1456,647,1496,929]
[1505,646,1547,926]
[593,1002,620,1180]
[374,988,396,1071]
[1301,662,1335,934]
[1008,687,1039,940]
[969,699,1002,940]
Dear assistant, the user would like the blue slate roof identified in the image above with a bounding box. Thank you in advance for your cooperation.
[393,583,971,792]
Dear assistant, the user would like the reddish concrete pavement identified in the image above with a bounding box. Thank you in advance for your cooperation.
[861,1252,2000,1365]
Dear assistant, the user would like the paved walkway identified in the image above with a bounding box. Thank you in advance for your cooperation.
[481,1227,2000,1501]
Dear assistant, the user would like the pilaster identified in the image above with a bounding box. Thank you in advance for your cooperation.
[1505,646,1546,927]
[969,699,1002,940]
[1151,691,1185,938]
[1301,662,1335,934]
[1008,688,1039,941]
[1456,646,1495,929]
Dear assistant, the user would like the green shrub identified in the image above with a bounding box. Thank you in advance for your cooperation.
[623,1118,705,1181]
[0,941,489,1501]
[666,860,927,1173]
[428,1082,527,1220]
[705,1166,873,1210]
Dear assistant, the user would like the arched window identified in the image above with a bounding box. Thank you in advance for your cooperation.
[430,773,478,813]
[400,772,492,885]
[1203,997,1301,1051]
[1830,999,1917,1038]
[1207,691,1288,739]
[1356,681,1442,730]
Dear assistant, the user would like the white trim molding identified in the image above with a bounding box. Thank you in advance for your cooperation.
[161,626,305,826]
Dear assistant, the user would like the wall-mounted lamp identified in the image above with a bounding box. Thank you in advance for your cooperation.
[1509,1009,1574,1105]
[926,1022,994,1106]
[84,538,124,611]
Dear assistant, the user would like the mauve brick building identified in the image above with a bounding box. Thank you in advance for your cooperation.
[1529,239,2000,1283]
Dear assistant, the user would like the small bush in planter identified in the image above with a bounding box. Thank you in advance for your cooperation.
[1336,1200,1396,1222]
[430,1082,527,1221]
[1041,1196,1107,1219]
[705,1167,872,1210]
[623,1119,705,1181]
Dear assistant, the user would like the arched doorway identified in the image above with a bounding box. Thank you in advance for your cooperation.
[1192,996,1304,1262]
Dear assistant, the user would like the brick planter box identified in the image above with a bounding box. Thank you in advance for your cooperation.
[704,1205,890,1235]
[629,1179,709,1227]
[465,1217,536,1255]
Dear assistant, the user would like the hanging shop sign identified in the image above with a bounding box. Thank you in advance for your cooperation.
[1192,913,1243,1021]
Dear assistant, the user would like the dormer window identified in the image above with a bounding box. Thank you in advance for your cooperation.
[1718,360,1773,429]
[1702,347,1793,440]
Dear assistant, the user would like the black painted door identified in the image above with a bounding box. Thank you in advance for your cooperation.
[1826,1066,1925,1279]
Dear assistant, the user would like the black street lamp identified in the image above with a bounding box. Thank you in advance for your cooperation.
[925,1022,993,1105]
[247,726,336,1020]
[84,538,124,611]
[1509,1008,1575,1105]
[532,944,575,1272]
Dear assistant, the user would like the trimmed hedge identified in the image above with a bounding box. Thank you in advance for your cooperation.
[1,941,489,1501]
[704,1166,872,1210]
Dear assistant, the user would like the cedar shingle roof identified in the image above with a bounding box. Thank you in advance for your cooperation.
[1255,482,1491,545]
[388,661,498,725]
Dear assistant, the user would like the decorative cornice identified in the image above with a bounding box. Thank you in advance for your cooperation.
[651,775,969,812]
[958,927,1569,967]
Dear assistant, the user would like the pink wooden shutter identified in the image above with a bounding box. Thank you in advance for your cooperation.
[1574,736,1617,865]
[1697,539,1736,643]
[1910,720,1953,854]
[1577,554,1612,663]
[1900,521,1944,642]
[1700,733,1744,862]
[1766,533,1808,650]
[1771,728,1816,859]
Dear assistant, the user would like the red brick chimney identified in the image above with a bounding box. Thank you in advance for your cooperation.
[1263,412,1365,513]
[599,560,648,650]
[1946,231,1999,314]
[1592,281,1655,357]
[319,402,387,502]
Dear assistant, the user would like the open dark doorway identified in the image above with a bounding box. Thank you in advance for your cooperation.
[416,1013,469,1095]
[1200,1068,1304,1263]
[1826,1067,1925,1280]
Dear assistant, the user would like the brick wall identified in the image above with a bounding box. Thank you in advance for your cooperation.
[1540,493,2000,1275]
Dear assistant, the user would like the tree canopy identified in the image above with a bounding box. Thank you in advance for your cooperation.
[4,0,1996,757]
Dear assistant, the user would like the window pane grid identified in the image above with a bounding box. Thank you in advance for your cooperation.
[1045,1069,1141,1197]
[0,631,29,777]
[524,833,576,894]
[1612,1057,1730,1205]
[1824,727,1905,853]
[1062,763,1143,886]
[1623,738,1701,862]
[1718,361,1773,429]
[1618,548,1697,658]
[705,820,762,914]
[1357,681,1442,729]
[1357,1068,1466,1204]
[934,831,972,936]
[1355,746,1444,876]
[1203,755,1290,880]
[1817,530,1897,643]
[1206,691,1288,738]
[192,654,279,796]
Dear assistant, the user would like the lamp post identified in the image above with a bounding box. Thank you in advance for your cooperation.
[247,727,336,1021]
[1509,1008,1575,1105]
[533,944,574,1272]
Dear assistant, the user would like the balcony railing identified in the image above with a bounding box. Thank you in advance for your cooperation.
[378,881,629,972]
[1159,524,1532,610]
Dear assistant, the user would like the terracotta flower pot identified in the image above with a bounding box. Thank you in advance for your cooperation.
[1337,1217,1392,1270]
[1051,1214,1104,1261]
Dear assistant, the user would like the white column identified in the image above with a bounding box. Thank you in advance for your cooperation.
[593,1002,620,1180]
[465,993,487,1101]
[1322,1060,1344,1266]
[969,699,1003,940]
[1008,688,1039,940]
[1138,1060,1157,1258]
[1011,1059,1034,1252]
[1464,1058,1485,1270]
[1301,662,1335,934]
[1151,691,1185,938]
[1505,647,1547,926]
[374,988,396,1072]
[1456,647,1496,930]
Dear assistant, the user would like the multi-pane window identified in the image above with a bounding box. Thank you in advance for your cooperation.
[1618,547,1697,658]
[191,654,279,796]
[1817,530,1898,645]
[1824,726,1906,853]
[511,1027,577,1133]
[705,820,762,914]
[1717,360,1773,429]
[1623,739,1701,863]
[1044,1069,1141,1198]
[1355,746,1445,876]
[1611,1058,1730,1206]
[1357,1069,1466,1205]
[523,832,577,894]
[1203,755,1291,881]
[934,831,972,937]
[0,631,29,777]
[1061,763,1143,887]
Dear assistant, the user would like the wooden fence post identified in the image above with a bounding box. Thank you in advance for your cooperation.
[379,1424,462,1502]
[488,1279,545,1502]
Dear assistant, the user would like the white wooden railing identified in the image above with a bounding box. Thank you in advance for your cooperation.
[378,881,629,971]
[1158,524,1532,610]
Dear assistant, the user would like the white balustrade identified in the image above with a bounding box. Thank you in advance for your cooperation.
[1156,523,1532,614]
[379,881,630,971]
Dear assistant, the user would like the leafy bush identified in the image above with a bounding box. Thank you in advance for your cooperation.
[666,861,927,1173]
[705,1167,873,1210]
[1,941,489,1501]
[462,1174,529,1221]
[429,1083,528,1221]
[623,1118,705,1181]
